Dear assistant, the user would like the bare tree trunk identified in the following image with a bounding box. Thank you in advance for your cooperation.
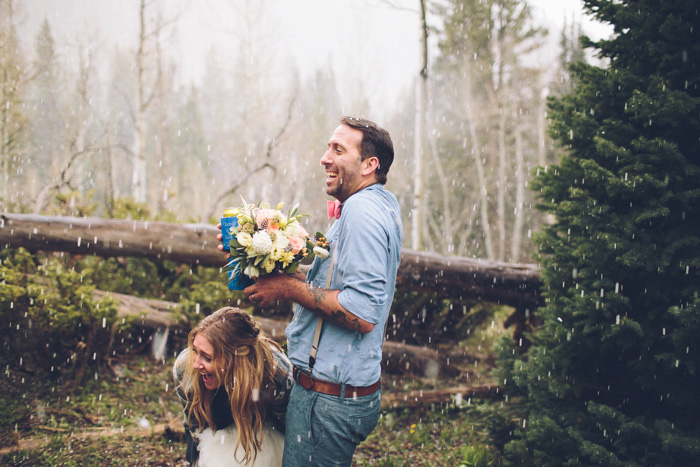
[465,80,494,260]
[538,87,556,225]
[428,131,453,253]
[72,46,89,190]
[410,0,429,251]
[132,0,149,204]
[106,123,117,213]
[496,105,507,261]
[0,0,26,207]
[511,126,525,262]
[538,87,548,168]
[153,42,171,214]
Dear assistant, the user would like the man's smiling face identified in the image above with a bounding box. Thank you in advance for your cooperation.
[320,124,371,202]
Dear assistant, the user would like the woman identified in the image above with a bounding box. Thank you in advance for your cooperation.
[173,307,293,466]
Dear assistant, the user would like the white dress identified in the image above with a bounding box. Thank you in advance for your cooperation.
[173,347,293,466]
[194,423,285,467]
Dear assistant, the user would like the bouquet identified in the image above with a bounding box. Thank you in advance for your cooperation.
[224,200,329,283]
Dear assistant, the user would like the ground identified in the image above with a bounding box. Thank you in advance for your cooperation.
[1,326,506,466]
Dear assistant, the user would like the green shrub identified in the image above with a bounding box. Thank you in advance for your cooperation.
[457,444,495,467]
[0,248,129,385]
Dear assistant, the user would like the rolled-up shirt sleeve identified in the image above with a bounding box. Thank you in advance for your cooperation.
[335,196,396,325]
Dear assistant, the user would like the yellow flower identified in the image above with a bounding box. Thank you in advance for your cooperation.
[270,244,283,261]
[236,232,253,248]
[280,251,296,266]
[262,256,276,273]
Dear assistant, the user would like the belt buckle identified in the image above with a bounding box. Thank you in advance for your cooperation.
[295,369,315,390]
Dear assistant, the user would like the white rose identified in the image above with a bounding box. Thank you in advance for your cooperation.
[313,246,330,259]
[252,231,273,255]
[244,265,260,278]
[236,232,253,248]
[262,256,276,273]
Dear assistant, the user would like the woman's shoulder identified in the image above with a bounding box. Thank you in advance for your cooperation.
[173,348,189,385]
[265,343,294,399]
[270,345,292,373]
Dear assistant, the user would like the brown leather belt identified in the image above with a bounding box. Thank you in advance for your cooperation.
[293,367,381,397]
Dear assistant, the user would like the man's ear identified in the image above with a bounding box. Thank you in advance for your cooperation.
[361,156,379,176]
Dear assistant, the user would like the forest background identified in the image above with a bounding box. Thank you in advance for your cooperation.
[3,0,607,262]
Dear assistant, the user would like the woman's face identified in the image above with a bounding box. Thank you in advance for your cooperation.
[192,333,220,390]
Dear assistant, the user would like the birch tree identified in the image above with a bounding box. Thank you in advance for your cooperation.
[411,0,429,250]
[432,0,495,259]
[431,0,545,261]
[130,0,176,205]
[0,0,27,209]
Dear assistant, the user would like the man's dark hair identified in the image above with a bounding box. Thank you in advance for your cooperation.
[340,116,394,184]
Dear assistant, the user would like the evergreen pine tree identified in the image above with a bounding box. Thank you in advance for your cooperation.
[498,1,700,465]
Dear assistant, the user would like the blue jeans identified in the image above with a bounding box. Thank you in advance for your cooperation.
[282,383,382,467]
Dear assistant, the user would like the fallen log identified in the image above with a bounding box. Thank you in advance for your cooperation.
[381,384,500,409]
[397,250,542,308]
[1,212,542,308]
[0,419,183,456]
[0,212,220,266]
[98,290,458,378]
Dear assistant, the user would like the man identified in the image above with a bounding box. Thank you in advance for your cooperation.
[227,116,403,466]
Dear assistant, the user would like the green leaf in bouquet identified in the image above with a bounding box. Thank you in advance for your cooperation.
[289,203,299,218]
[223,257,241,272]
[285,262,300,274]
[229,236,241,250]
[229,248,244,260]
[305,239,316,256]
[315,232,328,243]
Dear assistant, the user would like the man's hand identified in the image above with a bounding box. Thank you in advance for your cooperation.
[216,223,231,259]
[245,272,374,334]
[244,273,296,308]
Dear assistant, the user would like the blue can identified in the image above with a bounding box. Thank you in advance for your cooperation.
[226,260,254,290]
[221,208,238,252]
[221,210,254,290]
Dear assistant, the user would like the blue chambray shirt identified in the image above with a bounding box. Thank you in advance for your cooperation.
[285,184,403,387]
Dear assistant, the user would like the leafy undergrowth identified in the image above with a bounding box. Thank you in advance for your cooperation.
[1,312,509,466]
[0,355,188,466]
[354,402,503,467]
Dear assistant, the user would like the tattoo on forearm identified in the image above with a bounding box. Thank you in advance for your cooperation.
[306,284,327,308]
[304,284,363,332]
[330,309,364,332]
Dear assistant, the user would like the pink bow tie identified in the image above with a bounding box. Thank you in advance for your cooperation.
[327,200,342,219]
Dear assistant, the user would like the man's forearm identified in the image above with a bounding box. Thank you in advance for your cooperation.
[283,278,374,334]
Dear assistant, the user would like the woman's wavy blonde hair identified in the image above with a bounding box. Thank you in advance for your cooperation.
[179,306,280,464]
